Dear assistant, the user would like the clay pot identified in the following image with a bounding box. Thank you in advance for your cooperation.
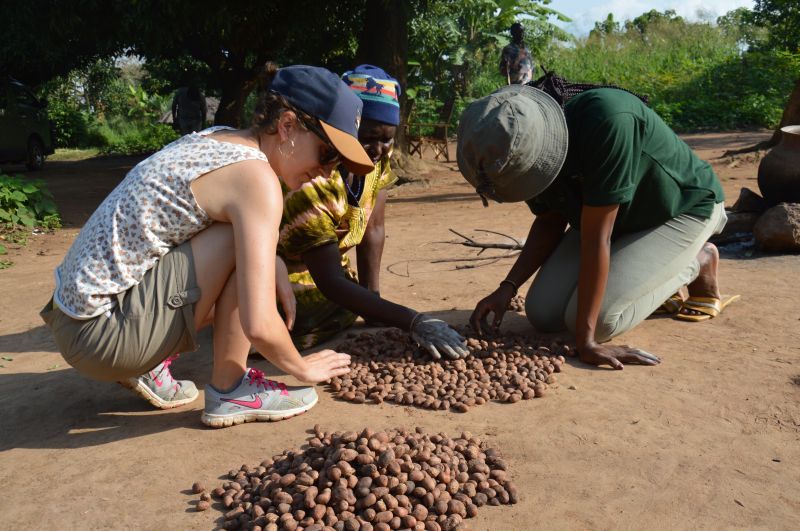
[758,125,800,205]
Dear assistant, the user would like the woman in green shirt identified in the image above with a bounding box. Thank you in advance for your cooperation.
[457,85,737,369]
[278,65,467,360]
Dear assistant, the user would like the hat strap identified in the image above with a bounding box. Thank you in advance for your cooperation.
[475,170,499,207]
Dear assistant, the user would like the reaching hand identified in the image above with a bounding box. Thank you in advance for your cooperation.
[298,350,351,383]
[469,285,515,336]
[410,314,469,360]
[578,343,661,370]
[275,256,296,330]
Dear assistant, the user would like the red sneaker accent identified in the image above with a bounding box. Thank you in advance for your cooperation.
[220,396,263,409]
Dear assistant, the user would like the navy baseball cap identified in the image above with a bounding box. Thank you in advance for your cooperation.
[271,65,374,174]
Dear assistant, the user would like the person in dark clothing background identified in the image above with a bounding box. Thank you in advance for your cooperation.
[500,22,534,85]
[172,85,207,135]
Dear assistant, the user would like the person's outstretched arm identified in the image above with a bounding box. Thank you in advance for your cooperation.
[575,204,660,369]
[305,242,415,329]
[470,210,568,335]
[220,163,350,382]
[356,189,388,295]
[304,243,467,359]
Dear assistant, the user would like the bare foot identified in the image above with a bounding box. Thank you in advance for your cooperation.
[681,242,721,317]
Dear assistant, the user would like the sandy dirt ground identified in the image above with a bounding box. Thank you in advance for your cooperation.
[1,131,798,530]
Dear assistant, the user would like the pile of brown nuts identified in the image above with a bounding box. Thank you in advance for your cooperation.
[507,295,525,313]
[196,426,517,530]
[327,329,569,412]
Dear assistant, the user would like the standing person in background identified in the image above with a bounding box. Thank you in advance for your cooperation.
[277,64,468,360]
[500,22,534,85]
[172,85,207,135]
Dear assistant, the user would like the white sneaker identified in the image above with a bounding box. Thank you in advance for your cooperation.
[121,354,198,409]
[201,368,318,428]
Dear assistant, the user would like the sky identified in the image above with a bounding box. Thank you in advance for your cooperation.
[544,0,755,36]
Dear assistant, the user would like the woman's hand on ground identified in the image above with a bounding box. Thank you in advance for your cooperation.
[296,350,351,383]
[578,343,661,370]
[410,314,469,359]
[275,256,296,330]
[469,286,515,336]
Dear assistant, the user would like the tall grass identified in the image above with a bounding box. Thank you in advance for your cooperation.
[541,20,800,130]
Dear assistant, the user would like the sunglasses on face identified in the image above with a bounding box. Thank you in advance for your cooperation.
[295,112,342,167]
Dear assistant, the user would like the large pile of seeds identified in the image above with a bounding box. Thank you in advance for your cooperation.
[327,329,570,412]
[196,427,518,531]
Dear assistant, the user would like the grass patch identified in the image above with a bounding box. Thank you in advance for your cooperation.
[49,148,101,161]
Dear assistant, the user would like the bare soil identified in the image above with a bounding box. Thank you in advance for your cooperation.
[1,131,798,530]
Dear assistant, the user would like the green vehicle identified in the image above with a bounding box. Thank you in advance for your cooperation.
[0,78,55,170]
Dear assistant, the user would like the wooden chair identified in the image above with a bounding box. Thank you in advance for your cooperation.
[405,99,455,162]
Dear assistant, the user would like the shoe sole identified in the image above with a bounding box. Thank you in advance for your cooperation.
[119,379,199,410]
[200,395,319,428]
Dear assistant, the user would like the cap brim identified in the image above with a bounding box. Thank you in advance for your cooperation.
[320,121,374,175]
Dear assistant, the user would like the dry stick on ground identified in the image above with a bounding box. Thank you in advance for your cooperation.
[386,229,524,276]
[444,228,524,254]
[431,228,524,268]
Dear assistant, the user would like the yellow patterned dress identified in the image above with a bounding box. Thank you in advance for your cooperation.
[278,156,397,349]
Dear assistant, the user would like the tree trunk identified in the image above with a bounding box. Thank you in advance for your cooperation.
[355,0,409,149]
[214,73,256,127]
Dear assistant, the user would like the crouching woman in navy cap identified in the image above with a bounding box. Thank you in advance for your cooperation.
[41,64,371,427]
[276,64,468,361]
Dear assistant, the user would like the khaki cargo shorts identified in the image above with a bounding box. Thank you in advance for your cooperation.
[40,241,201,382]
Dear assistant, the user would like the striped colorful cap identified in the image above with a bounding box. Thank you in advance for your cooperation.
[341,64,401,126]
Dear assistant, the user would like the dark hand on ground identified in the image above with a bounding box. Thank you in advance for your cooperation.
[469,287,514,336]
[578,343,661,370]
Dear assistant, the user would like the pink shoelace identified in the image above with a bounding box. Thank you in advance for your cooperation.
[152,354,181,391]
[247,368,289,396]
[162,353,179,371]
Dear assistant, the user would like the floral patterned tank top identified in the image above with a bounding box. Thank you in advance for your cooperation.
[54,127,267,319]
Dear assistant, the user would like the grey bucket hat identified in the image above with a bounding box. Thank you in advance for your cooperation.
[456,85,568,203]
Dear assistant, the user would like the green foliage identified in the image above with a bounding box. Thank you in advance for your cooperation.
[46,98,93,148]
[41,58,134,148]
[0,174,60,228]
[717,8,769,49]
[43,61,177,155]
[95,122,178,156]
[752,0,800,52]
[542,11,800,130]
[408,0,567,130]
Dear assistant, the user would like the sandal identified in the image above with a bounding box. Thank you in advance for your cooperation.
[652,292,684,316]
[675,295,741,322]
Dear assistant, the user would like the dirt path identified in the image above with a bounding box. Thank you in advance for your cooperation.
[1,131,798,530]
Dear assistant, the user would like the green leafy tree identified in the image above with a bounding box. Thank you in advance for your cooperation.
[623,9,685,43]
[0,1,366,126]
[591,14,620,39]
[408,0,569,126]
[0,0,127,85]
[752,0,800,52]
[716,8,769,49]
[120,1,365,126]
